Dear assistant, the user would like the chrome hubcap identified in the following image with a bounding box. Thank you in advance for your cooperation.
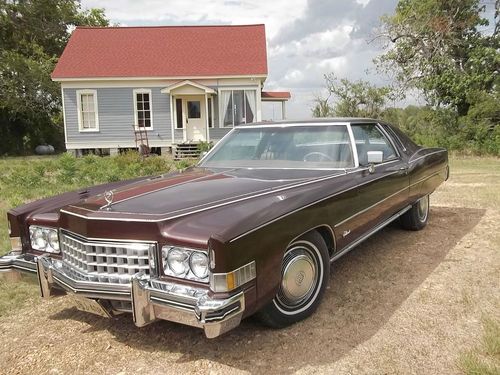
[277,247,318,308]
[417,195,429,222]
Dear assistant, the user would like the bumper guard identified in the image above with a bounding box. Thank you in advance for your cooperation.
[1,253,244,338]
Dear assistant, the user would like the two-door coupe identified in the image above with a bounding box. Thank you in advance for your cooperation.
[0,119,448,337]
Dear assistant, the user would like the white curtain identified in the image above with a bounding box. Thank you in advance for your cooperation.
[220,90,232,127]
[245,90,256,123]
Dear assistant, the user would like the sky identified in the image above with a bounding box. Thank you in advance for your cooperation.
[77,0,416,119]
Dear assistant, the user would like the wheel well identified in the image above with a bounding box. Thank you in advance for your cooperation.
[314,226,336,257]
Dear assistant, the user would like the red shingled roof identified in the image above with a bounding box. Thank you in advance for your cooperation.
[52,25,268,79]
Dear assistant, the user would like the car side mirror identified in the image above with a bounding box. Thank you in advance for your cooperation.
[366,151,383,173]
[367,151,383,164]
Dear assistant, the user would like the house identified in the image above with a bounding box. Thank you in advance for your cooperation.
[51,24,290,156]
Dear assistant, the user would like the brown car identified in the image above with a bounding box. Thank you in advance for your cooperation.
[0,119,448,338]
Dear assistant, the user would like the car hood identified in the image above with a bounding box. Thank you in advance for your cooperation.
[64,167,343,220]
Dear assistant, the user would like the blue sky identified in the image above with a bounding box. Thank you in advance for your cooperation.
[80,0,496,119]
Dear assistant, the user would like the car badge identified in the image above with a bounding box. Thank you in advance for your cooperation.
[104,190,114,209]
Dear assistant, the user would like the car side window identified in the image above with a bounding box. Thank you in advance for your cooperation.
[351,123,398,165]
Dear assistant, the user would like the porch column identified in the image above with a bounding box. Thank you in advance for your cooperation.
[170,94,175,144]
[204,93,210,142]
[282,101,287,120]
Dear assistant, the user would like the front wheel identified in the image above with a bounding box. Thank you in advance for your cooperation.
[257,231,330,328]
[400,194,430,231]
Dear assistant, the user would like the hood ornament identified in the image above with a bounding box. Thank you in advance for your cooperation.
[104,190,114,209]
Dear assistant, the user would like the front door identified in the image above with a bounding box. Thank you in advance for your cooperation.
[184,96,206,142]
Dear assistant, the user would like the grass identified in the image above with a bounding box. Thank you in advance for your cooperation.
[0,152,195,316]
[432,156,500,209]
[458,317,500,375]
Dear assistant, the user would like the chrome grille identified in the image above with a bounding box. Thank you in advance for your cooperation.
[60,231,155,284]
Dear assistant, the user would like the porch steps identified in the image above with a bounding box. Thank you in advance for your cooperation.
[174,143,201,160]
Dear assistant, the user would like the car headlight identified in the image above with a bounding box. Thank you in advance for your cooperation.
[189,251,209,279]
[166,248,189,275]
[162,246,209,282]
[29,226,60,253]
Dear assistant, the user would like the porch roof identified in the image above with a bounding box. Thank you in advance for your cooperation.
[261,91,291,101]
[161,80,216,95]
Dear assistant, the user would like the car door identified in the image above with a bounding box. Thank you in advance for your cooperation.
[334,123,409,245]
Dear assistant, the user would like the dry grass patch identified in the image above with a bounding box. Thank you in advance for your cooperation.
[458,316,500,375]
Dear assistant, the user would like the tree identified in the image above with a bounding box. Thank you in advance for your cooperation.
[375,0,499,116]
[0,0,109,155]
[312,74,392,118]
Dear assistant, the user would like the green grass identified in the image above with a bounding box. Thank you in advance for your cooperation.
[458,317,500,375]
[0,152,195,316]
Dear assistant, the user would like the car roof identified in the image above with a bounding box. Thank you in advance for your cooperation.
[236,118,381,128]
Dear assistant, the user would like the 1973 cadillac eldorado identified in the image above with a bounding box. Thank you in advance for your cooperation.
[0,119,448,338]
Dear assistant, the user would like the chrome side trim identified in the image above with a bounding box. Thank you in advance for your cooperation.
[333,168,444,229]
[410,169,443,188]
[229,170,399,242]
[330,205,412,262]
[334,185,409,228]
[287,224,337,254]
[409,149,447,164]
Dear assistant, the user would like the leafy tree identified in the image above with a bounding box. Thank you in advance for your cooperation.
[312,74,392,118]
[0,0,109,155]
[311,94,334,117]
[375,0,499,116]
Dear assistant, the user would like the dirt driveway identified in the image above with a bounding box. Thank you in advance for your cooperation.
[0,158,499,374]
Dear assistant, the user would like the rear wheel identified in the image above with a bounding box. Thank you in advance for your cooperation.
[258,231,330,328]
[400,194,430,231]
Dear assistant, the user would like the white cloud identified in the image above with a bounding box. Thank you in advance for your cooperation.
[80,0,400,119]
[82,0,307,39]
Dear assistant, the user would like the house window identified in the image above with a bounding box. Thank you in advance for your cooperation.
[76,90,99,132]
[175,98,183,129]
[220,89,256,128]
[134,89,153,129]
[187,101,201,118]
[208,97,213,128]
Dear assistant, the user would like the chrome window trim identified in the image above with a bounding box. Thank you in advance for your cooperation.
[381,123,407,152]
[198,122,354,169]
[346,123,359,168]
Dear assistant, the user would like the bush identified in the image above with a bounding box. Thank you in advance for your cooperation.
[0,152,195,207]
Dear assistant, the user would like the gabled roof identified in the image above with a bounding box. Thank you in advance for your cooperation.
[52,25,268,80]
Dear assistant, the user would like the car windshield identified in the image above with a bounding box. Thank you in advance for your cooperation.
[199,125,355,169]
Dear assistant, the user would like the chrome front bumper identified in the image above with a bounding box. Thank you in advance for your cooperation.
[0,253,245,338]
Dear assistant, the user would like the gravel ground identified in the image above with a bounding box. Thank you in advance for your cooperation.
[0,166,499,374]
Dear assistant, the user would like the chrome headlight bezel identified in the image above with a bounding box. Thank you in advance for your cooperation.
[161,246,209,282]
[29,225,60,253]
